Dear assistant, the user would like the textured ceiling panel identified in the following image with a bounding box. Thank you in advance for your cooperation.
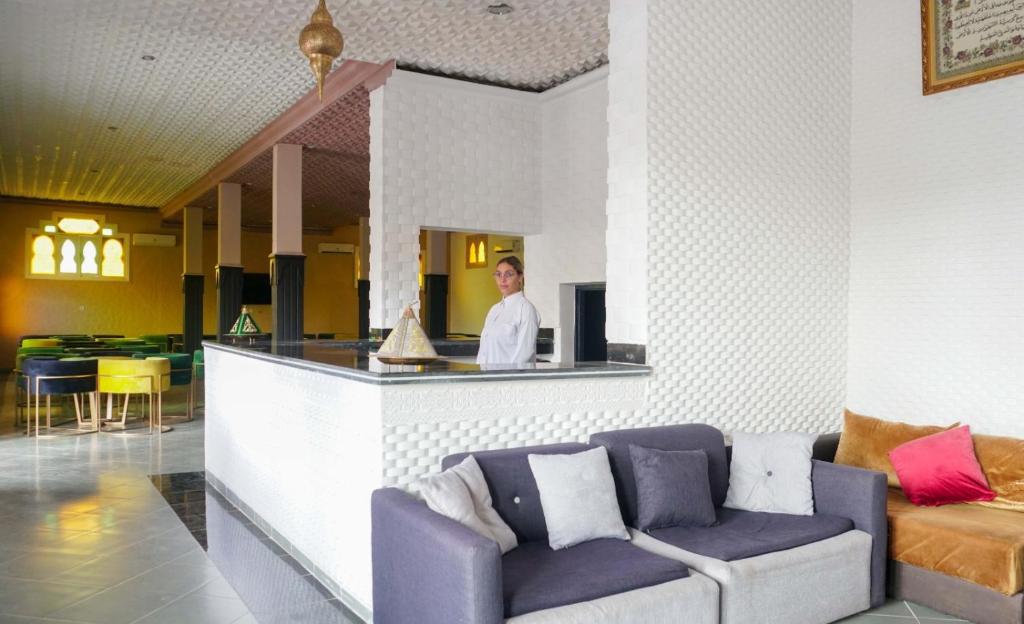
[186,87,370,229]
[0,0,607,213]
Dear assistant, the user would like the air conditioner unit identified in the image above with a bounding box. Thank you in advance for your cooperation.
[318,243,354,254]
[132,233,176,247]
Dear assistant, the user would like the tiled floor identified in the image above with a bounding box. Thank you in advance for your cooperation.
[0,373,361,623]
[0,372,974,623]
[837,599,970,623]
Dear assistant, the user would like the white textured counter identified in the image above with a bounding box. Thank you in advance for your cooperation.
[204,345,650,619]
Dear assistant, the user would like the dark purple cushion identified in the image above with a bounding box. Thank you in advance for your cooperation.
[648,507,853,561]
[501,539,689,618]
[443,443,593,543]
[631,445,716,530]
[591,424,729,527]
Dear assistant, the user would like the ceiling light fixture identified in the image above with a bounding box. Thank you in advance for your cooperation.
[141,55,156,61]
[298,0,344,102]
[487,3,514,15]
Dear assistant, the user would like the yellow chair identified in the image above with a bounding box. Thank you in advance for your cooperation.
[97,358,172,435]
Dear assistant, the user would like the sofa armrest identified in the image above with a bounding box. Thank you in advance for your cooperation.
[371,487,503,624]
[811,459,888,608]
[813,432,841,462]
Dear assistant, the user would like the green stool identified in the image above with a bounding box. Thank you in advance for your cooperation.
[192,350,204,414]
[140,334,171,352]
[22,338,61,348]
[118,344,160,354]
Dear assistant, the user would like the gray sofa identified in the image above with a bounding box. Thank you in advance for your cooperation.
[371,425,887,624]
[592,424,887,624]
[372,442,719,623]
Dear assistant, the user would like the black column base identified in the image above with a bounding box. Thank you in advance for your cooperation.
[216,265,244,340]
[422,274,448,339]
[357,279,370,340]
[182,274,204,354]
[607,343,646,365]
[271,254,305,344]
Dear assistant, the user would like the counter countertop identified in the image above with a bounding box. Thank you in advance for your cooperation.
[203,340,650,385]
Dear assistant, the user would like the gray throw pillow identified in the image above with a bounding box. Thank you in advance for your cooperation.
[630,444,717,531]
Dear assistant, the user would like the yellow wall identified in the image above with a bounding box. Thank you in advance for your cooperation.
[1,198,359,368]
[447,232,524,335]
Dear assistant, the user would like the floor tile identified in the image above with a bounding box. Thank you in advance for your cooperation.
[907,601,969,621]
[835,615,916,623]
[0,551,98,581]
[865,600,915,617]
[46,584,182,624]
[0,577,102,618]
[133,591,251,624]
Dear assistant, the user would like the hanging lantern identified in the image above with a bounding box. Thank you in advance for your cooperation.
[298,0,344,101]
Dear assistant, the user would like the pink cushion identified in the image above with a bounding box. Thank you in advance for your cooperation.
[889,425,996,507]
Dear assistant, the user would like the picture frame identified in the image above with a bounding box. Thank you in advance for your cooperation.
[922,0,1024,94]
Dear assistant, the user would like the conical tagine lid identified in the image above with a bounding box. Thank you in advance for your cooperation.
[376,306,438,364]
[228,306,262,335]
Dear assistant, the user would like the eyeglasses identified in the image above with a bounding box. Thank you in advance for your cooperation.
[493,271,518,280]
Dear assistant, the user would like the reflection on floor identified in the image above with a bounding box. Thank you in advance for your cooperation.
[0,372,972,623]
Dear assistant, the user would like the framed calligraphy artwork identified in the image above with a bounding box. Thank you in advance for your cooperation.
[922,0,1024,94]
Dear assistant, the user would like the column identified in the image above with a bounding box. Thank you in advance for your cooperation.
[604,0,649,364]
[357,217,370,339]
[421,229,448,338]
[182,206,204,354]
[216,183,243,339]
[271,143,305,343]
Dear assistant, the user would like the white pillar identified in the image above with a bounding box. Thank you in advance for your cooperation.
[272,144,303,255]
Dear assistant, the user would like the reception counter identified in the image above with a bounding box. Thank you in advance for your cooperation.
[203,340,651,620]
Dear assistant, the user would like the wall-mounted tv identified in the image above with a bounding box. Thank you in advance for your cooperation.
[242,273,272,305]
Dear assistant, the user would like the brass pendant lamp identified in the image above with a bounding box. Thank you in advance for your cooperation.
[298,0,344,101]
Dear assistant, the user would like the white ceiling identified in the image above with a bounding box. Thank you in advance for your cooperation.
[0,0,608,213]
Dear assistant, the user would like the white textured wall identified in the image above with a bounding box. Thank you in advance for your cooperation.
[527,67,610,360]
[849,1,1024,437]
[610,0,852,432]
[368,71,540,328]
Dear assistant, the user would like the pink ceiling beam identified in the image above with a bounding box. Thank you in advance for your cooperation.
[160,58,394,219]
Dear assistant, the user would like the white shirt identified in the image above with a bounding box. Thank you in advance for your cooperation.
[476,291,541,366]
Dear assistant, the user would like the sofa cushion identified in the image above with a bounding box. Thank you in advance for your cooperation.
[834,410,957,488]
[972,433,1024,512]
[528,447,629,550]
[630,445,716,530]
[591,424,729,527]
[501,538,689,618]
[646,507,853,561]
[888,488,1024,595]
[889,425,995,507]
[724,432,816,515]
[443,443,593,543]
[418,455,518,553]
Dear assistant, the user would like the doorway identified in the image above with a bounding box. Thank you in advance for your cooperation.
[574,284,607,362]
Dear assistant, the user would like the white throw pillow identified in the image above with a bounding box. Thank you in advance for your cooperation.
[528,447,629,550]
[723,432,817,515]
[418,455,518,554]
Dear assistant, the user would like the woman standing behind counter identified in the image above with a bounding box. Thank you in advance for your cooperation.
[476,256,541,366]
